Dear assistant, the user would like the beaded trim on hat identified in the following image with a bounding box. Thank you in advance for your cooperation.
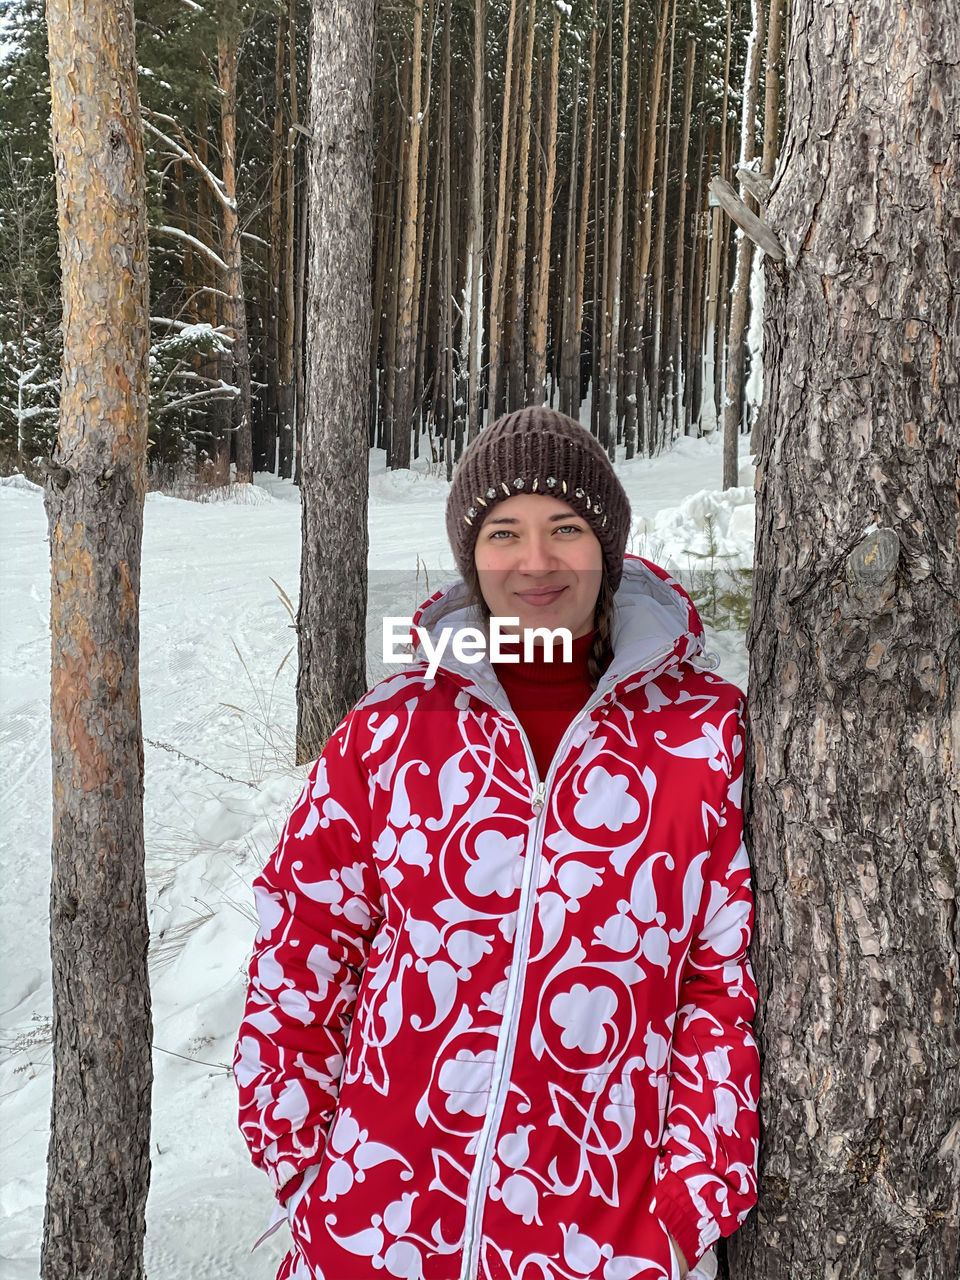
[462,477,610,527]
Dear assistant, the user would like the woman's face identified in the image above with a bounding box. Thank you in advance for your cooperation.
[473,494,604,642]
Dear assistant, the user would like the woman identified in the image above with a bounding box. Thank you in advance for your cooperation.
[235,407,759,1280]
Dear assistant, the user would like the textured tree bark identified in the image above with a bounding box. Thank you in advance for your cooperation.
[42,0,153,1275]
[463,0,485,442]
[389,0,424,470]
[732,1,960,1276]
[721,0,763,490]
[296,0,375,762]
[218,27,253,484]
[278,0,299,480]
[622,0,668,457]
[486,0,519,425]
[527,4,561,407]
[507,0,537,413]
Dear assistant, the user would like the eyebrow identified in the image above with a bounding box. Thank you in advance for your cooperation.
[485,513,583,526]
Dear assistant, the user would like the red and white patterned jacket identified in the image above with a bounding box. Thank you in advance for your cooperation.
[235,557,759,1280]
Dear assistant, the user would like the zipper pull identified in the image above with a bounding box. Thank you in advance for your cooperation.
[532,781,545,816]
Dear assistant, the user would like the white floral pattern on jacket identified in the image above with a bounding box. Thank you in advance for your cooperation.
[235,557,759,1280]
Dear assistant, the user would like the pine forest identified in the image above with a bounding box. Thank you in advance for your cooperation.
[1,0,773,487]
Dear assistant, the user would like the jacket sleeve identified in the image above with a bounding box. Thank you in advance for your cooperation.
[233,710,381,1197]
[652,703,759,1268]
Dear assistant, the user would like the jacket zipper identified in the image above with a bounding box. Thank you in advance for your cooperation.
[455,640,676,1279]
[459,693,606,1280]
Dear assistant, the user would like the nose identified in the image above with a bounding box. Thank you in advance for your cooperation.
[516,532,558,574]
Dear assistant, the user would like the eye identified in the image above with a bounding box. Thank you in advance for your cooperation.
[554,523,584,536]
[487,528,516,540]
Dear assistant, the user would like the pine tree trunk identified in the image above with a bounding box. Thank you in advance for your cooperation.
[721,0,764,489]
[41,0,152,1274]
[486,0,519,424]
[594,0,614,450]
[561,0,597,423]
[558,53,583,420]
[508,0,538,412]
[528,5,561,406]
[390,0,425,470]
[463,0,485,444]
[266,11,286,473]
[665,34,695,444]
[648,0,676,456]
[731,2,960,1275]
[296,0,375,759]
[278,0,299,479]
[622,0,668,457]
[698,0,732,435]
[218,28,253,483]
[601,0,630,457]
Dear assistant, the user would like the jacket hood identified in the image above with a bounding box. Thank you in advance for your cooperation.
[409,555,714,708]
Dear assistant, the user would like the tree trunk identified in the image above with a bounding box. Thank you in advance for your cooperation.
[561,0,597,423]
[41,0,152,1274]
[296,0,376,760]
[622,0,668,457]
[665,33,696,444]
[486,0,519,424]
[528,5,561,406]
[601,0,630,457]
[732,2,960,1276]
[507,0,538,412]
[462,0,484,444]
[389,0,425,470]
[721,0,764,489]
[648,0,677,456]
[698,0,732,435]
[218,27,253,483]
[278,0,299,479]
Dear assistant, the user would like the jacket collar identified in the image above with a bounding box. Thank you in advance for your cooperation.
[410,556,711,709]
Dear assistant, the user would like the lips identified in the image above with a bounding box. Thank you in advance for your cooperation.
[514,586,568,606]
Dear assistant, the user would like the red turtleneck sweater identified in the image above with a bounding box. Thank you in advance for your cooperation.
[492,629,597,780]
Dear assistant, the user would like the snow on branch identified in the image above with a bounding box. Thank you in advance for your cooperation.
[142,113,235,214]
[153,225,229,274]
[155,384,240,415]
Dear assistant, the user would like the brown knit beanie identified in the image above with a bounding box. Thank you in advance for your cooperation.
[446,407,632,591]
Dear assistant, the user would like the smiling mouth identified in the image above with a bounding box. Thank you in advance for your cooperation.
[514,586,568,606]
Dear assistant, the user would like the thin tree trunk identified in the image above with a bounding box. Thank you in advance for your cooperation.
[665,33,696,444]
[487,0,519,423]
[558,52,583,419]
[41,0,152,1273]
[699,0,732,434]
[382,56,410,456]
[600,0,630,457]
[749,0,784,457]
[265,10,285,473]
[528,5,561,406]
[508,0,538,411]
[623,0,668,457]
[721,0,764,489]
[732,1,960,1274]
[218,27,253,483]
[463,0,485,443]
[562,0,597,423]
[390,0,426,469]
[648,0,677,456]
[296,0,376,758]
[594,0,614,449]
[278,0,299,479]
[409,0,437,459]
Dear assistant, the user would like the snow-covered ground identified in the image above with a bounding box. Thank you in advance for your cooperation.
[0,434,755,1280]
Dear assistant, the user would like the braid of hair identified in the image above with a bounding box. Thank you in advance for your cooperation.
[587,573,615,690]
